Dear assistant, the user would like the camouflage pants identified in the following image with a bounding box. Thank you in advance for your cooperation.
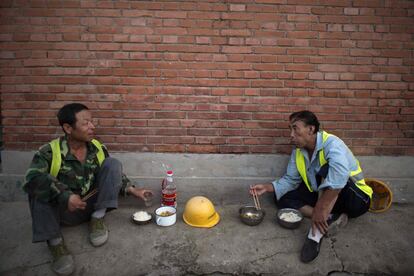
[29,157,123,242]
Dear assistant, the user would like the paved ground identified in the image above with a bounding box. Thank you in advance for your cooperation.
[0,199,413,276]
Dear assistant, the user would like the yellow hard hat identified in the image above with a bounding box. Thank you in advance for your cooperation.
[365,178,393,213]
[183,196,220,228]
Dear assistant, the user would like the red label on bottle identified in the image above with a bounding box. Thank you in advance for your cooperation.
[162,190,176,207]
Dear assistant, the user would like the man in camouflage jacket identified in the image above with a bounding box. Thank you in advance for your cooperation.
[24,103,152,276]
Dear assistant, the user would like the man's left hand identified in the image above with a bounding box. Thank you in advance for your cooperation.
[311,189,340,236]
[311,203,330,235]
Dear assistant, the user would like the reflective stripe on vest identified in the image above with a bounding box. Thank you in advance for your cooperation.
[49,138,105,177]
[295,131,372,198]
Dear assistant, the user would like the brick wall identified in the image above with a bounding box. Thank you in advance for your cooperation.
[0,0,413,155]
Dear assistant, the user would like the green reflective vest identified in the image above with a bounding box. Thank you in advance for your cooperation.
[295,131,372,198]
[49,138,105,177]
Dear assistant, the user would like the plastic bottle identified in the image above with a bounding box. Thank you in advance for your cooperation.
[161,170,177,208]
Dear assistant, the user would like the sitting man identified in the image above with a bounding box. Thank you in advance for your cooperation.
[251,110,372,263]
[23,103,152,275]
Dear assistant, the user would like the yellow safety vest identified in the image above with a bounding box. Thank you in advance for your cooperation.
[295,131,372,198]
[49,138,105,177]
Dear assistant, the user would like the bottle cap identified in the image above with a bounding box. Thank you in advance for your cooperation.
[167,170,173,175]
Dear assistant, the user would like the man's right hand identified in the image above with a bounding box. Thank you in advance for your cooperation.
[127,186,153,201]
[68,194,86,212]
[250,184,274,196]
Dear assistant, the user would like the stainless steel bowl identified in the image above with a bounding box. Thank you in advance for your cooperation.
[239,206,265,226]
[277,208,303,229]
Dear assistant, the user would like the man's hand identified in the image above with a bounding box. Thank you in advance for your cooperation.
[127,186,153,200]
[250,184,274,196]
[68,194,86,212]
[311,204,330,235]
[311,189,340,236]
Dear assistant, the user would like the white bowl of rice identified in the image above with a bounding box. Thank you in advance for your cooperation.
[131,210,152,225]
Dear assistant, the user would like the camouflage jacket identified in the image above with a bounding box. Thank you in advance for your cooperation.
[23,136,131,205]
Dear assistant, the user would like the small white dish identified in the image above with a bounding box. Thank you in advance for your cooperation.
[131,210,152,225]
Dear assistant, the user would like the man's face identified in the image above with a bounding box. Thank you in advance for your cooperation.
[65,110,95,142]
[289,119,315,148]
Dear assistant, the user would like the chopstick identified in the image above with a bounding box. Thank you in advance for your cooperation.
[254,188,261,210]
[81,188,98,201]
[252,192,259,210]
[250,186,261,210]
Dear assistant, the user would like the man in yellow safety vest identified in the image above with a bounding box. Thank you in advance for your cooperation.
[251,110,372,263]
[23,103,152,275]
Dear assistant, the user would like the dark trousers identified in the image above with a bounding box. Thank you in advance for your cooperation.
[277,179,370,218]
[29,158,123,243]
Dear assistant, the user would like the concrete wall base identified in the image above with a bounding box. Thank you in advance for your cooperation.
[1,151,413,204]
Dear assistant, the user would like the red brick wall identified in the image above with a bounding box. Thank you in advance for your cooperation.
[1,0,413,155]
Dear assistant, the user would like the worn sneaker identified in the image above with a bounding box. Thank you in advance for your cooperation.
[48,241,74,276]
[89,217,108,247]
[300,237,322,263]
[327,213,348,237]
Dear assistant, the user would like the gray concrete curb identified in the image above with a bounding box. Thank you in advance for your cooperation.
[1,152,413,204]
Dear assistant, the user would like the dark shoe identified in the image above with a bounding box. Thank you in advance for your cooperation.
[300,237,321,263]
[48,241,74,276]
[89,217,108,247]
[327,213,348,237]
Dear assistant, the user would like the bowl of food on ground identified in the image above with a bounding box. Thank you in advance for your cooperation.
[131,210,152,225]
[277,208,303,229]
[239,206,265,226]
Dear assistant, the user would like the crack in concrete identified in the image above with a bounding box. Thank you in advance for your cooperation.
[327,271,352,275]
[327,270,393,276]
[261,235,291,242]
[186,270,262,276]
[250,250,292,264]
[328,237,345,274]
[185,270,236,276]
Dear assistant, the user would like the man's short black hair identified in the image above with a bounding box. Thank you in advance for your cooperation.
[289,110,320,133]
[57,103,89,131]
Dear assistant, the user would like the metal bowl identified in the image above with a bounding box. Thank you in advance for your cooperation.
[131,211,152,225]
[276,208,303,229]
[239,206,265,226]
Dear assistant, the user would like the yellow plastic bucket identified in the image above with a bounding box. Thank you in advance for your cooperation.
[365,178,393,213]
